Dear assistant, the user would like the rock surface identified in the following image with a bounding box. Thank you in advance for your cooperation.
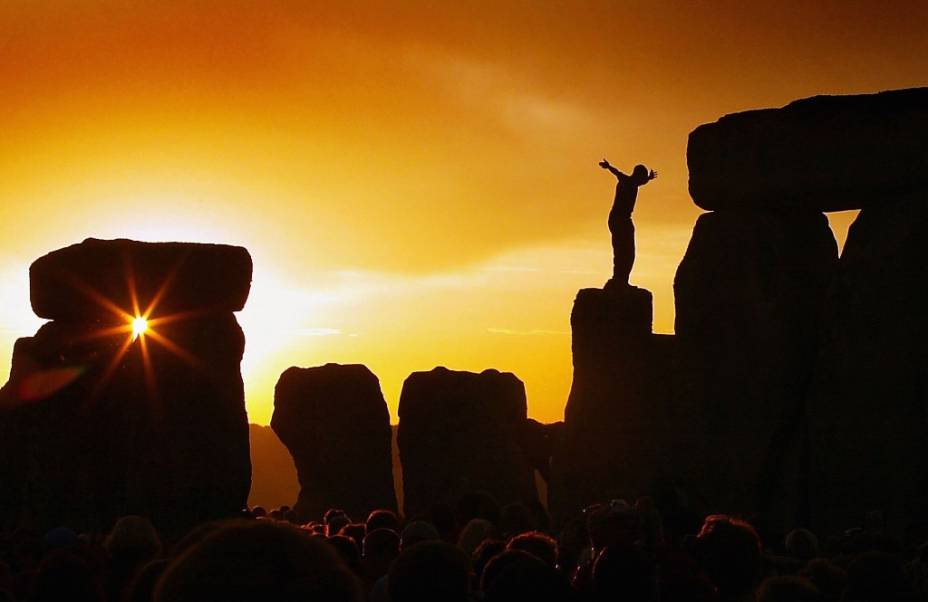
[0,239,252,535]
[550,286,684,523]
[272,364,396,522]
[30,238,252,320]
[807,198,928,542]
[687,88,928,212]
[674,211,837,527]
[397,367,537,518]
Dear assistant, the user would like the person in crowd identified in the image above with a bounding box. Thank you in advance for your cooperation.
[388,541,471,602]
[458,519,497,557]
[507,531,559,569]
[365,509,400,533]
[154,520,362,602]
[694,514,763,602]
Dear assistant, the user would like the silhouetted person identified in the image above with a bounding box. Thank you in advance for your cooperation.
[154,521,362,602]
[506,531,559,569]
[694,515,762,602]
[104,516,162,602]
[483,550,575,602]
[361,528,399,588]
[365,509,400,533]
[388,541,470,602]
[599,159,657,286]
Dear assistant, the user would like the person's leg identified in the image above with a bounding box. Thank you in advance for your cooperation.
[612,219,635,285]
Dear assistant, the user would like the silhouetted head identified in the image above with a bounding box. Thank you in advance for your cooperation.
[327,514,351,538]
[507,531,558,569]
[482,550,573,601]
[154,521,362,602]
[400,521,440,551]
[487,560,573,602]
[105,515,162,564]
[458,519,497,556]
[388,541,470,602]
[694,514,762,600]
[785,528,820,561]
[363,528,399,561]
[366,509,400,533]
[472,539,505,586]
[361,528,399,584]
[632,164,650,184]
[338,523,366,551]
[327,535,362,575]
[586,499,640,551]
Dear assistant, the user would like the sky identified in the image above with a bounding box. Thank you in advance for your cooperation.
[1,1,926,424]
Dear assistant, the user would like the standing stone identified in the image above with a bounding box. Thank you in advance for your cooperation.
[674,211,837,527]
[687,87,928,212]
[272,364,396,522]
[0,239,252,535]
[397,367,537,518]
[808,198,928,542]
[550,286,682,523]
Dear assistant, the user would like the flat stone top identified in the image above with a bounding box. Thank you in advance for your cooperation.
[687,87,928,212]
[31,238,252,320]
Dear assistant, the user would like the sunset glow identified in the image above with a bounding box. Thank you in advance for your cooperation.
[0,2,925,425]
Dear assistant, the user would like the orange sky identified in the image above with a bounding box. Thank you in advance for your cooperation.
[1,1,926,424]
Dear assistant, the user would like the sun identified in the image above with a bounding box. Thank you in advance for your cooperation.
[131,316,149,340]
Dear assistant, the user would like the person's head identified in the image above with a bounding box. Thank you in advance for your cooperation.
[366,509,400,533]
[325,510,351,537]
[458,519,497,557]
[632,164,650,184]
[694,514,762,600]
[592,544,658,602]
[324,508,349,524]
[506,531,558,569]
[586,499,640,552]
[388,541,470,602]
[361,528,399,582]
[154,521,362,602]
[399,521,440,551]
[785,528,820,561]
[338,523,366,551]
[250,506,266,519]
[482,550,573,601]
[757,576,821,602]
[472,539,505,586]
[105,515,162,564]
[327,535,362,575]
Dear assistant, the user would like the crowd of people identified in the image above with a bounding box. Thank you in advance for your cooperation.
[1,493,926,601]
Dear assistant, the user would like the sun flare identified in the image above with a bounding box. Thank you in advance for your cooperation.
[131,316,149,340]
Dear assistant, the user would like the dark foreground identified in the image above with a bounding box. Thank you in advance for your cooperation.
[2,493,925,602]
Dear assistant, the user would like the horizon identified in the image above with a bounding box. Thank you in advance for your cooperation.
[2,2,926,425]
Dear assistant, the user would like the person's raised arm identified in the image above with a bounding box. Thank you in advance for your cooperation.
[599,159,627,180]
